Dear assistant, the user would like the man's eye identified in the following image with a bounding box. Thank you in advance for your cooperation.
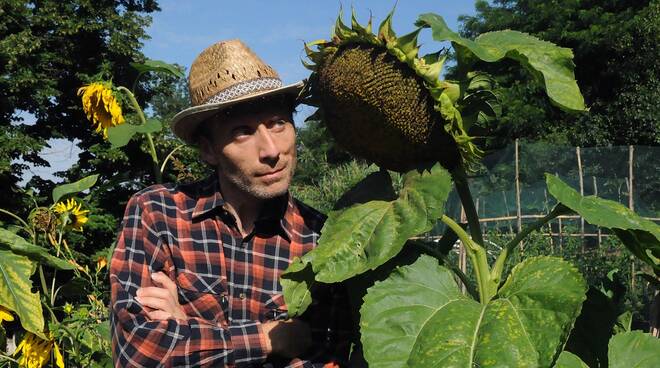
[231,126,252,138]
[269,119,288,131]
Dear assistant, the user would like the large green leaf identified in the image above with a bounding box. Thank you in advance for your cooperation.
[0,249,45,338]
[130,60,185,78]
[52,174,98,204]
[0,229,74,270]
[546,174,660,275]
[282,164,451,316]
[107,118,162,149]
[305,163,451,283]
[416,13,586,112]
[554,351,590,368]
[608,331,660,368]
[361,255,586,367]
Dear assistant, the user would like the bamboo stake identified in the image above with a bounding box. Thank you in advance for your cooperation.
[577,146,585,251]
[593,176,602,248]
[515,139,522,250]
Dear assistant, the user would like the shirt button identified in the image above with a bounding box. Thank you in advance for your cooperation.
[239,293,246,300]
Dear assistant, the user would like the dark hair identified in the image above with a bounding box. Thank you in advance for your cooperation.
[192,94,297,145]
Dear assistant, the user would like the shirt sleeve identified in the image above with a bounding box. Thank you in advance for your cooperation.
[109,193,268,367]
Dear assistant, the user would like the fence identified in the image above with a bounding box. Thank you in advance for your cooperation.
[434,140,659,246]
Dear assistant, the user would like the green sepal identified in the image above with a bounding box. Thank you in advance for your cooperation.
[415,51,447,83]
[378,7,396,42]
[389,28,421,61]
[334,8,357,41]
[351,7,373,38]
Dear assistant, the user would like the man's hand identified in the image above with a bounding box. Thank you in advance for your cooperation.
[135,272,187,321]
[262,319,312,359]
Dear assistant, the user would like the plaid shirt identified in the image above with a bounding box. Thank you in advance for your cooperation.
[110,176,348,367]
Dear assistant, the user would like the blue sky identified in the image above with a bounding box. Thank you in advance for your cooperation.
[24,1,477,184]
[142,1,477,85]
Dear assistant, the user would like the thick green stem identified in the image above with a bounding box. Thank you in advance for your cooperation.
[451,167,484,247]
[440,215,495,303]
[0,208,34,238]
[117,86,162,183]
[490,205,567,284]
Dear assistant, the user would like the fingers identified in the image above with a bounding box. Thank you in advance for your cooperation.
[137,286,171,299]
[146,310,174,320]
[151,272,177,293]
[135,294,172,311]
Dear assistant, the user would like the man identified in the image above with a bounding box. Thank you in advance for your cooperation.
[109,40,348,367]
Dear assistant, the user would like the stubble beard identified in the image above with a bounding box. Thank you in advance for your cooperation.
[219,157,296,200]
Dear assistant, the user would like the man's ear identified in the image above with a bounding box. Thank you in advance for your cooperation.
[198,135,220,166]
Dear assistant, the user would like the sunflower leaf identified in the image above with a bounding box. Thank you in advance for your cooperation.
[546,174,660,276]
[52,174,98,204]
[416,13,586,112]
[0,248,45,338]
[0,228,75,270]
[130,60,184,79]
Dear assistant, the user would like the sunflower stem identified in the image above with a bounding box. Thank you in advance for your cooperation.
[440,215,494,303]
[118,86,162,183]
[451,166,484,247]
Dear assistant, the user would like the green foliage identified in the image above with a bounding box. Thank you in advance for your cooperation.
[52,174,98,204]
[0,0,161,202]
[0,249,44,338]
[547,174,660,276]
[456,0,659,147]
[417,14,586,112]
[0,228,74,270]
[557,331,660,368]
[283,164,452,314]
[361,255,586,367]
[107,117,162,148]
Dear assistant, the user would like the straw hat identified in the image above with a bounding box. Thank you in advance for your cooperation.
[170,39,304,144]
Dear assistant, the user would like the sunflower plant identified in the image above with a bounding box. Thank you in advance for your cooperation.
[282,9,660,367]
[0,175,114,367]
[77,60,186,184]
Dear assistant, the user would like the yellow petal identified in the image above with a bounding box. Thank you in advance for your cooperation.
[53,342,65,368]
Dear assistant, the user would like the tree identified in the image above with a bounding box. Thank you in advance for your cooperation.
[456,0,659,149]
[0,0,160,211]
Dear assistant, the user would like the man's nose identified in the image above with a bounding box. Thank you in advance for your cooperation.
[257,125,279,162]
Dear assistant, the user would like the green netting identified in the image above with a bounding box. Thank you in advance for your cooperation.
[434,142,659,235]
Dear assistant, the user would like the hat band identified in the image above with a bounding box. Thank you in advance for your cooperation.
[204,78,283,105]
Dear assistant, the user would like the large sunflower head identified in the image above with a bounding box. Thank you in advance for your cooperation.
[53,198,89,232]
[14,332,64,368]
[77,81,125,139]
[302,9,485,172]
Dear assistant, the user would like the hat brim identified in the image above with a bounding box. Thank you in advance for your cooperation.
[170,80,305,144]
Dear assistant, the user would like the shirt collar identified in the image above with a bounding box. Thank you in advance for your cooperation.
[190,174,296,241]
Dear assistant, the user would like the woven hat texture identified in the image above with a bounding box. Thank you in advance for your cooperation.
[171,39,303,144]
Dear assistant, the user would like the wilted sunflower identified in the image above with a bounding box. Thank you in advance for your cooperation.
[13,333,64,368]
[53,198,89,232]
[77,82,125,138]
[0,305,14,323]
[302,9,491,171]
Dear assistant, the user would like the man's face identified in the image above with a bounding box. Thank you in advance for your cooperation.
[199,104,296,200]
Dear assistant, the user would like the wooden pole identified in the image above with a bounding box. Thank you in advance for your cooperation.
[544,189,554,254]
[577,146,585,251]
[502,190,514,234]
[629,145,634,211]
[515,139,522,250]
[593,176,602,248]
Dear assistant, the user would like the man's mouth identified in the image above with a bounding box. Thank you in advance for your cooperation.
[256,166,286,180]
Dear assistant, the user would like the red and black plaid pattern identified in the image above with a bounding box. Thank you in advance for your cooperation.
[110,176,339,367]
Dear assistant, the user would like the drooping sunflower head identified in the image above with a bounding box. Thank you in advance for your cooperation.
[14,332,64,368]
[53,198,89,232]
[302,9,484,171]
[77,81,125,139]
